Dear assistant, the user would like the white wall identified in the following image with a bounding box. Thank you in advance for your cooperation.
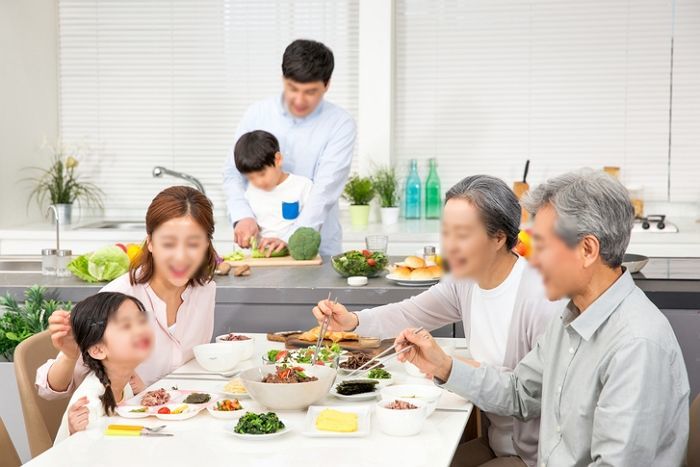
[0,0,59,228]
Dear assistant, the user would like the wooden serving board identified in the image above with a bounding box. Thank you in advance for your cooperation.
[226,255,322,267]
[266,332,394,357]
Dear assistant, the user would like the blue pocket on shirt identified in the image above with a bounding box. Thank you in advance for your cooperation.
[282,201,300,220]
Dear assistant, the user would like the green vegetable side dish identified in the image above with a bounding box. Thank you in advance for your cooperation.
[367,368,391,379]
[223,251,245,262]
[234,412,285,435]
[288,227,321,260]
[67,245,130,282]
[129,407,147,413]
[331,250,388,278]
[183,392,211,404]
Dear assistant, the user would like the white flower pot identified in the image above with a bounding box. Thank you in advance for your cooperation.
[0,361,30,462]
[380,207,400,226]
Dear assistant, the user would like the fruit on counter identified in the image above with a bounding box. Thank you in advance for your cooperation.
[513,230,532,259]
[288,227,321,260]
[125,243,142,263]
[67,245,130,282]
[115,243,127,253]
[250,237,289,258]
[331,249,388,277]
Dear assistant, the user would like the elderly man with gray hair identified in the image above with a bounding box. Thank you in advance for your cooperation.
[394,169,690,466]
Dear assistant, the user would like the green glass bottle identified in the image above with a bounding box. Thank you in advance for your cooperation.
[425,158,441,219]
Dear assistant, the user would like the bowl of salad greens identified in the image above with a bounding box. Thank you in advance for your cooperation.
[263,344,341,368]
[331,250,388,278]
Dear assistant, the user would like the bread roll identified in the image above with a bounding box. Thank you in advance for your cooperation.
[427,265,443,278]
[410,267,434,280]
[393,266,412,278]
[404,256,426,269]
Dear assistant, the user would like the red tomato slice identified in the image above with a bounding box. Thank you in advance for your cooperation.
[275,350,288,361]
[361,249,371,258]
[367,258,377,267]
[157,407,170,414]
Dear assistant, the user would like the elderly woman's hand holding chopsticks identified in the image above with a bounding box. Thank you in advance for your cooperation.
[394,328,454,382]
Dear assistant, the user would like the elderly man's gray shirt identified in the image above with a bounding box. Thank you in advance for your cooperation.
[441,271,689,466]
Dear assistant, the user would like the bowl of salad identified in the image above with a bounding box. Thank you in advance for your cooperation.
[331,250,388,278]
[263,344,341,368]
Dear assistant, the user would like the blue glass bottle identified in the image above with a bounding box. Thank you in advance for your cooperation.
[404,159,422,219]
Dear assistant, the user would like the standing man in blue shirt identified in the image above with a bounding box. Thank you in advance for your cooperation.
[223,39,356,256]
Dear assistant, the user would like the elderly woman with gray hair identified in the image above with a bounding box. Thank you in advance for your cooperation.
[313,175,562,467]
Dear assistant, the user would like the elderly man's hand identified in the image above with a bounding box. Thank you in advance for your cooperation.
[395,328,453,382]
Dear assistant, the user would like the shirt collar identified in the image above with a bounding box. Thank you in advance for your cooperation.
[563,269,636,341]
[277,93,325,123]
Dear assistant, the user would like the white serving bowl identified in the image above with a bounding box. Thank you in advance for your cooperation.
[238,364,337,410]
[380,384,443,415]
[375,398,429,436]
[214,333,255,360]
[193,342,247,372]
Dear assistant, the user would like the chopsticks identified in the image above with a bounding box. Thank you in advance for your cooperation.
[344,326,425,378]
[311,292,334,365]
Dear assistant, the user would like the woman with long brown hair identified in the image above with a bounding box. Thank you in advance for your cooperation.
[35,186,217,433]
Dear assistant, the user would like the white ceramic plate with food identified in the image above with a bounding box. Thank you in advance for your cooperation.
[302,405,371,438]
[125,388,183,408]
[385,274,440,287]
[225,423,291,440]
[153,404,203,421]
[329,380,381,401]
[115,406,151,419]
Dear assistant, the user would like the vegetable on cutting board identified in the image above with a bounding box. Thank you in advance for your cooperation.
[288,227,321,260]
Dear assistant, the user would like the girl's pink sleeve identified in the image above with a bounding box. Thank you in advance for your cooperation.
[35,353,89,400]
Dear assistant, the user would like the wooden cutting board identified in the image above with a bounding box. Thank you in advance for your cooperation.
[226,255,322,267]
[266,332,394,356]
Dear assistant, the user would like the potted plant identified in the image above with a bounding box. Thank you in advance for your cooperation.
[26,141,103,225]
[343,174,375,227]
[0,286,71,462]
[372,166,400,226]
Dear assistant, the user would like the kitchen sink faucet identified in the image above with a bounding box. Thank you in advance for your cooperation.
[152,166,206,195]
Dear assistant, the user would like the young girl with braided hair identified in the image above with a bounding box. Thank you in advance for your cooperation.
[54,292,154,443]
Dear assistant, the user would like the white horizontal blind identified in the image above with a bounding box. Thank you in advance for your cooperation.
[669,0,700,202]
[394,0,674,200]
[58,0,359,218]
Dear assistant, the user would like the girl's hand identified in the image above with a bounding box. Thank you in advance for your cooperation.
[395,328,453,381]
[311,299,358,332]
[129,373,145,394]
[67,397,90,435]
[258,237,287,257]
[48,310,80,360]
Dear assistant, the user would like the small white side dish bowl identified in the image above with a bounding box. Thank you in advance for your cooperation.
[214,333,255,360]
[193,342,247,372]
[206,401,246,420]
[375,398,429,436]
[403,361,428,378]
[239,364,337,410]
[380,384,443,415]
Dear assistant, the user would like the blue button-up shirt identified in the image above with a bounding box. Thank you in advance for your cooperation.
[441,270,690,466]
[223,95,356,255]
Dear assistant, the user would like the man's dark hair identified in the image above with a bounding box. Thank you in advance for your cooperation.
[234,130,280,174]
[282,39,334,85]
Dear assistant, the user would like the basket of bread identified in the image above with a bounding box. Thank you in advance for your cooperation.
[386,256,443,286]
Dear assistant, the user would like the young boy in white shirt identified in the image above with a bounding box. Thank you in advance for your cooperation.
[234,130,313,255]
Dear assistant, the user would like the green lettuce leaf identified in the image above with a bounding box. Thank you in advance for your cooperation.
[87,245,130,281]
[67,254,98,282]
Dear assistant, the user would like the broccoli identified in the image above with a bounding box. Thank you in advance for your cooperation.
[288,227,321,260]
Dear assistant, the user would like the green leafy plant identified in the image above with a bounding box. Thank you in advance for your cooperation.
[26,141,103,210]
[343,174,375,205]
[372,166,399,208]
[0,286,72,361]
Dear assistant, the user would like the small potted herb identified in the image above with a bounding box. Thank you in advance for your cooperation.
[26,141,103,224]
[372,166,400,226]
[343,174,375,227]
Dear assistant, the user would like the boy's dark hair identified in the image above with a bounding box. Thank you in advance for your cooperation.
[282,39,334,85]
[71,292,147,415]
[234,130,280,174]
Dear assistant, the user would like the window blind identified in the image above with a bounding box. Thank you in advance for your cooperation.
[394,0,677,201]
[58,0,359,218]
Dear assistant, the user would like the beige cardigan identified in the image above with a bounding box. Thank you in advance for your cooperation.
[355,263,564,466]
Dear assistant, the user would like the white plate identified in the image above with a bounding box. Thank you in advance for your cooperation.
[302,405,371,438]
[115,406,151,419]
[329,381,380,401]
[385,274,440,287]
[154,404,204,421]
[367,375,394,388]
[125,389,183,408]
[225,422,291,440]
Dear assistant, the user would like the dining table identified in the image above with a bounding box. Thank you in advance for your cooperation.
[24,333,473,467]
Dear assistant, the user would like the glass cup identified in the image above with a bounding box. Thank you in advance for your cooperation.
[365,235,389,253]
